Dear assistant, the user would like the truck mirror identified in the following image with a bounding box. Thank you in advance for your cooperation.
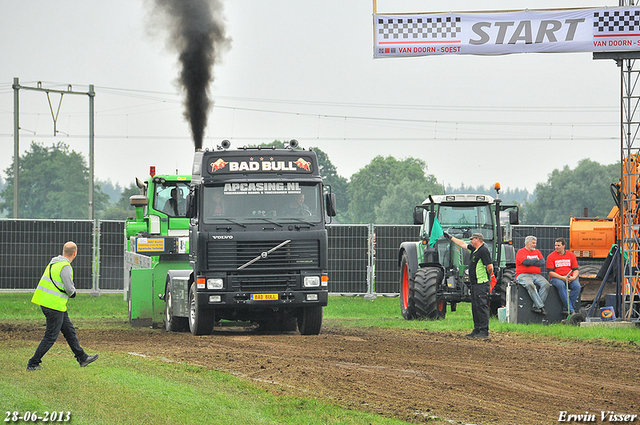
[413,207,424,225]
[509,209,519,225]
[185,192,196,218]
[325,193,337,217]
[129,194,148,208]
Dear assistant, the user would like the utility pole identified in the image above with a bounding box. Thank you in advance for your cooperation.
[12,78,19,219]
[12,78,96,220]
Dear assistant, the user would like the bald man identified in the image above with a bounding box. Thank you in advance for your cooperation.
[27,242,98,371]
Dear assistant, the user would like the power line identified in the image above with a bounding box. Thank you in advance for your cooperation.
[0,133,618,142]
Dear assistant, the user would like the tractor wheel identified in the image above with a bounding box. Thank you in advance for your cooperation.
[164,282,188,332]
[413,267,446,320]
[188,283,214,335]
[297,306,323,335]
[400,253,416,320]
[490,268,515,316]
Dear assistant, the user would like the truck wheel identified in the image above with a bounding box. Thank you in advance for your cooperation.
[400,253,416,320]
[188,283,214,335]
[297,306,323,335]
[164,282,188,332]
[490,268,515,316]
[413,267,445,320]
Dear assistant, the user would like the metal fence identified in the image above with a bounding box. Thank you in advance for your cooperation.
[0,219,121,292]
[2,219,598,295]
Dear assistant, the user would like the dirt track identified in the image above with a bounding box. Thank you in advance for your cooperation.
[4,322,640,424]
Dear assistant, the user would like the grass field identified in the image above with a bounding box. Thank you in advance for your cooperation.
[1,293,638,424]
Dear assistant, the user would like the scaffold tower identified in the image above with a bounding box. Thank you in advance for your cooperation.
[593,0,640,321]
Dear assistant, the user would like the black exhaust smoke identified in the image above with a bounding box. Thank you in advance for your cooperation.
[151,0,231,150]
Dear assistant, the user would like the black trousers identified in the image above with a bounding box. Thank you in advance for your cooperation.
[28,306,87,366]
[470,281,490,334]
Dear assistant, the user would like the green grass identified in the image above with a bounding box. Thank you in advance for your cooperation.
[325,295,640,343]
[0,293,127,320]
[1,293,413,425]
[1,345,408,425]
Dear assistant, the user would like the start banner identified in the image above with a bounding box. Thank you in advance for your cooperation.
[374,7,640,57]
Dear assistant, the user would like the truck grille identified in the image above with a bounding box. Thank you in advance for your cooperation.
[229,274,298,291]
[207,240,319,271]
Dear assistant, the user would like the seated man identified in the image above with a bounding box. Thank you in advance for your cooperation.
[163,187,186,216]
[547,237,581,315]
[284,193,311,216]
[516,235,551,315]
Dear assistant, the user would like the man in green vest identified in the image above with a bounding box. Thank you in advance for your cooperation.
[446,231,494,339]
[27,241,98,371]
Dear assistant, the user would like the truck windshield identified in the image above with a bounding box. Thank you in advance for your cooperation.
[202,182,322,224]
[438,204,494,240]
[154,181,190,217]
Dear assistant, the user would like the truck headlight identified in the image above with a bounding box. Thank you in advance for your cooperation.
[303,276,320,287]
[207,278,224,289]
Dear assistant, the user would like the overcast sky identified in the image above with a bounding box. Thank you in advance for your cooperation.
[0,0,623,193]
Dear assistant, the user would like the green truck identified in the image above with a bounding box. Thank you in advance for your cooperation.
[399,191,519,320]
[125,141,336,335]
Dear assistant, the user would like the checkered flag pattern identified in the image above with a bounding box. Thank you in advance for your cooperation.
[378,17,461,40]
[594,10,640,33]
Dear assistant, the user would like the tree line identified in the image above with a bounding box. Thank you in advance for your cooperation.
[0,141,621,225]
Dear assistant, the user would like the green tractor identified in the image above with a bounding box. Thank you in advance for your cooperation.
[124,168,191,327]
[399,189,519,320]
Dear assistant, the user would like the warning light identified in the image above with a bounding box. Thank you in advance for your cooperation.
[150,166,156,177]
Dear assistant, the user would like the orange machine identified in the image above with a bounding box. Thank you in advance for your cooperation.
[570,154,640,317]
[570,215,616,259]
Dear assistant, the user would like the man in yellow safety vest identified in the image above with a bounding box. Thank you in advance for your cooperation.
[27,241,98,371]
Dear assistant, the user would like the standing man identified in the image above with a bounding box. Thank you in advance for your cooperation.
[516,235,551,315]
[446,232,493,339]
[547,237,581,315]
[27,241,98,371]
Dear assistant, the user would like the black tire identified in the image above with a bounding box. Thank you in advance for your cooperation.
[568,312,586,326]
[579,264,601,278]
[400,253,416,320]
[164,282,188,332]
[188,283,214,335]
[297,306,323,335]
[490,268,515,316]
[413,267,445,320]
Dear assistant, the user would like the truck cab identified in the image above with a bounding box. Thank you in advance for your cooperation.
[166,141,336,335]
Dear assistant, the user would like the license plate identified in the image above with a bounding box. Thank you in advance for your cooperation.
[251,293,279,301]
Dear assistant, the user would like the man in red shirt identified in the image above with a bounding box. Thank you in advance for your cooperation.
[546,237,581,314]
[516,235,551,315]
